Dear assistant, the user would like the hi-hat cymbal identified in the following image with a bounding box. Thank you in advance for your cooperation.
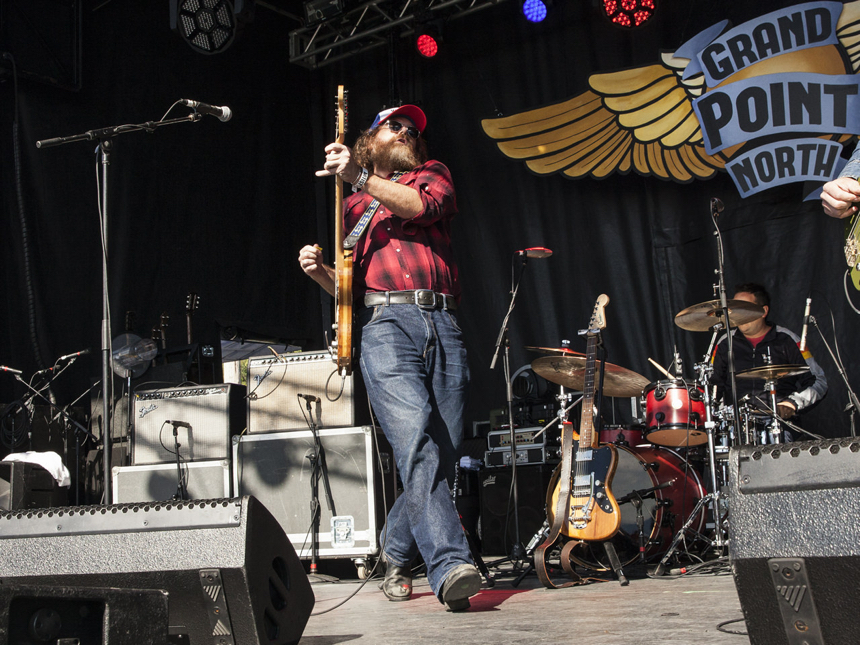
[531,355,650,397]
[674,299,764,332]
[524,346,585,356]
[735,364,809,380]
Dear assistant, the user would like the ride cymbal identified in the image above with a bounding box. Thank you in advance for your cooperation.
[735,364,809,380]
[674,299,764,332]
[531,355,650,397]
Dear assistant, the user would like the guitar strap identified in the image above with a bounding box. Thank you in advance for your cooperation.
[343,171,404,250]
[534,421,584,589]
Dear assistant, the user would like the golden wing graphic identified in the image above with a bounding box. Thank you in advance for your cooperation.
[482,52,731,182]
[838,0,860,73]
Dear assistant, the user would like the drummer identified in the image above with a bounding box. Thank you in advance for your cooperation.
[710,283,827,440]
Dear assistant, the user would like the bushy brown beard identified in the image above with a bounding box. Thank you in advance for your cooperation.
[353,128,428,172]
[371,137,422,172]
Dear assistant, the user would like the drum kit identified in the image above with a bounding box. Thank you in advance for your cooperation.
[527,297,810,571]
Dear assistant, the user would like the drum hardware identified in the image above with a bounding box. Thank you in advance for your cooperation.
[531,355,650,398]
[736,364,811,443]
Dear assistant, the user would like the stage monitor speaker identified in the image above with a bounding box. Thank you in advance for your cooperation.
[247,351,369,433]
[0,585,169,644]
[0,496,315,645]
[233,426,395,559]
[132,383,246,465]
[479,464,554,557]
[728,438,860,645]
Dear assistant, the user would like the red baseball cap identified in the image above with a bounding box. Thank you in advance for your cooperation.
[370,105,427,133]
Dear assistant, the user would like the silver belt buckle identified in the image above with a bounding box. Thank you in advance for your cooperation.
[414,290,437,309]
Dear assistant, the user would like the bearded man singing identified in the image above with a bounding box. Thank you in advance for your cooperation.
[297,105,482,611]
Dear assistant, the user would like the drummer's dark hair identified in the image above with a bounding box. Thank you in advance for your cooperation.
[734,282,770,308]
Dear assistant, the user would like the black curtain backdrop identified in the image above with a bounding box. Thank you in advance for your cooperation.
[1,0,857,444]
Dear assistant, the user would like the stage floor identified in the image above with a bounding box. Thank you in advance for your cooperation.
[299,559,749,644]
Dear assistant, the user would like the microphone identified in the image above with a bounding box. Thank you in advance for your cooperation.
[299,394,320,403]
[59,348,91,361]
[799,297,812,352]
[180,99,232,122]
[166,420,192,429]
[516,247,553,259]
[0,365,23,375]
[711,197,724,215]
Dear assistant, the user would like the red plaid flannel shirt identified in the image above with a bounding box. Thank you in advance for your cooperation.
[343,160,460,302]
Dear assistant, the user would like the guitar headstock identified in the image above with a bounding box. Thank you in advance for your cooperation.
[186,292,199,315]
[588,294,610,333]
[336,85,348,144]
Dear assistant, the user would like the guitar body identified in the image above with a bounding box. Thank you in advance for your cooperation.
[546,442,621,542]
[845,208,860,290]
[336,249,353,373]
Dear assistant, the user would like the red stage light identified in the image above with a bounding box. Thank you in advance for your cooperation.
[603,0,655,28]
[416,33,438,57]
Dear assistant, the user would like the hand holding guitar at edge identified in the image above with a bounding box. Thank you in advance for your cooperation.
[821,176,860,219]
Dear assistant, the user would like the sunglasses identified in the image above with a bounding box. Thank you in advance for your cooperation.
[385,120,420,139]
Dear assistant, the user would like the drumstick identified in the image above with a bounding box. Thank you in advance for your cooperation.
[648,357,675,380]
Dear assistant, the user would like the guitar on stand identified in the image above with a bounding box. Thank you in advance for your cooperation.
[185,292,198,345]
[535,295,624,588]
[331,85,353,377]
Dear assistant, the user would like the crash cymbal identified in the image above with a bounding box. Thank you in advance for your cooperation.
[735,364,809,380]
[674,299,765,332]
[524,346,585,356]
[531,355,651,397]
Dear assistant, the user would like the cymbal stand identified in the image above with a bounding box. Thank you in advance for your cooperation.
[710,198,743,441]
[693,357,727,549]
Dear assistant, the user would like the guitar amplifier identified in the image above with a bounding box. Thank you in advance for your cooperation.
[132,384,246,465]
[487,427,551,450]
[247,351,369,433]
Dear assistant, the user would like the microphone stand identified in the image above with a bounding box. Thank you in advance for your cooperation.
[304,397,337,582]
[37,111,203,505]
[488,253,531,567]
[169,421,188,502]
[808,316,859,437]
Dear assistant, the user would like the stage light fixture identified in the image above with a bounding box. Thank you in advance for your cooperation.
[416,25,440,58]
[602,0,655,28]
[169,0,255,54]
[522,0,548,23]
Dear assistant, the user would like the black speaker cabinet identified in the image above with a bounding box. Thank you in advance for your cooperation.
[728,438,860,645]
[0,461,68,511]
[233,426,395,560]
[0,496,315,645]
[132,383,246,465]
[479,464,554,556]
[247,351,369,433]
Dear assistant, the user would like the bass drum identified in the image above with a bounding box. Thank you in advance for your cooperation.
[547,445,706,571]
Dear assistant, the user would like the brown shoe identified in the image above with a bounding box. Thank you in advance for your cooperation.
[440,564,481,611]
[380,558,412,601]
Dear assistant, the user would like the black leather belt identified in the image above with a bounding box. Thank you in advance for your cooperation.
[363,290,457,311]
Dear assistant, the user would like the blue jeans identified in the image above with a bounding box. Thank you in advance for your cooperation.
[356,303,472,598]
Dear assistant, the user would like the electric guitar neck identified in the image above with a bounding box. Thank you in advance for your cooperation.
[333,85,353,375]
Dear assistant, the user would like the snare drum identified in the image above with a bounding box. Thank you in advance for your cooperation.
[643,379,707,447]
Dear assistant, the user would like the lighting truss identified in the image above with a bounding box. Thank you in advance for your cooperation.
[289,0,509,69]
